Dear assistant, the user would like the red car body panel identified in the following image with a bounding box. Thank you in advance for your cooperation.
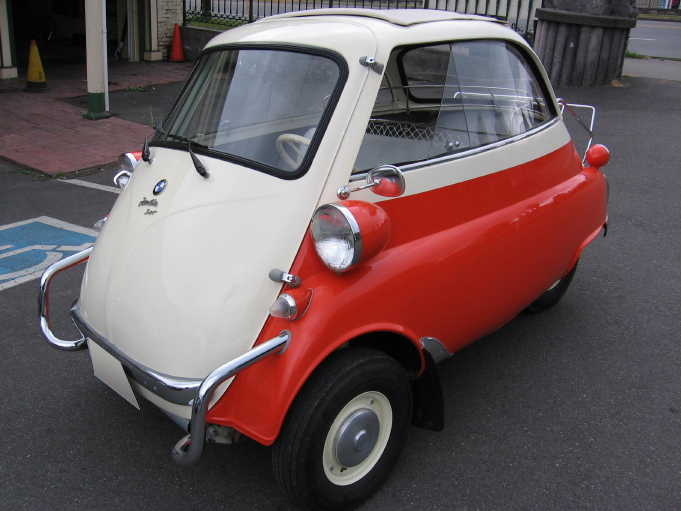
[206,141,608,445]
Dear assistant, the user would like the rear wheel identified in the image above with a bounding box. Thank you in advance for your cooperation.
[526,260,579,313]
[272,348,412,510]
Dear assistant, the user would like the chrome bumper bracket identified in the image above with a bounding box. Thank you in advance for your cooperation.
[38,247,93,351]
[38,248,291,467]
[171,330,290,467]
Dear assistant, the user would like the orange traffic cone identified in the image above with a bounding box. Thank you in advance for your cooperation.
[170,24,185,62]
[25,39,50,93]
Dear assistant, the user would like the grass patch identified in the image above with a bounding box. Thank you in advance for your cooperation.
[625,50,681,62]
[6,168,51,181]
[625,50,650,60]
[122,85,156,92]
[186,20,241,30]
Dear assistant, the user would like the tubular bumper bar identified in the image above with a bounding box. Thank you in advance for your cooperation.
[38,248,291,467]
[171,330,290,466]
[39,247,93,351]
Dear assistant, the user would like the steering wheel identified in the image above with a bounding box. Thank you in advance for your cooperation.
[276,134,312,170]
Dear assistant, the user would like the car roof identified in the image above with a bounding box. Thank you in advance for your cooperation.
[204,8,522,56]
[264,8,503,26]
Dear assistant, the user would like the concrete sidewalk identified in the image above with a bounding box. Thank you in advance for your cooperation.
[623,57,681,81]
[0,51,679,177]
[0,58,192,175]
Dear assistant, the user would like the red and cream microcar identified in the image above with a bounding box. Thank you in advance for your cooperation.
[39,8,609,510]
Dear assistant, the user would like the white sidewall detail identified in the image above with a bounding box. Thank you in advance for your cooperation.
[322,391,393,486]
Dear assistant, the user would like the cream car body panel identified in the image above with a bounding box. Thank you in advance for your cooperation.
[79,21,378,379]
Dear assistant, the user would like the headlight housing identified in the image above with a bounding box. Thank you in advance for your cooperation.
[311,203,361,272]
[311,201,391,273]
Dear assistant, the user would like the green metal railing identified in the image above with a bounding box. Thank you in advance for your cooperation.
[183,0,543,35]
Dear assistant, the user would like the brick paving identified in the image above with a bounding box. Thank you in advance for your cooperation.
[0,59,193,175]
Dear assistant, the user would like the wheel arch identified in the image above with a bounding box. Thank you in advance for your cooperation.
[347,330,424,376]
[565,220,607,277]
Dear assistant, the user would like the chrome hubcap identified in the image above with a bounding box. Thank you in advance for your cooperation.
[323,391,392,486]
[333,408,380,468]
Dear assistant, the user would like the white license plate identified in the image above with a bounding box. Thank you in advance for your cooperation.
[88,339,140,409]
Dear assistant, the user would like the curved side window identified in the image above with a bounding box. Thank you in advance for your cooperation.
[354,40,554,173]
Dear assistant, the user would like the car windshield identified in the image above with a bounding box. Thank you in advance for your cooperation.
[156,48,342,174]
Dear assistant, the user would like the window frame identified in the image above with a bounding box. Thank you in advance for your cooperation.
[351,38,558,179]
[150,43,349,181]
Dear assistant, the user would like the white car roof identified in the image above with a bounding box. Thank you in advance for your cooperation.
[265,8,503,26]
[205,8,523,55]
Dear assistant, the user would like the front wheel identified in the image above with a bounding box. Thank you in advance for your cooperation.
[526,260,579,313]
[272,348,412,510]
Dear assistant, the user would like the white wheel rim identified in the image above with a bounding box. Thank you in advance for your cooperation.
[322,391,392,486]
[547,278,561,291]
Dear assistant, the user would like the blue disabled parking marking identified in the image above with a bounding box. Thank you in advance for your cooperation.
[0,217,97,291]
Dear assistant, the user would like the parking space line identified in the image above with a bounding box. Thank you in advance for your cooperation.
[59,179,121,195]
[0,217,98,291]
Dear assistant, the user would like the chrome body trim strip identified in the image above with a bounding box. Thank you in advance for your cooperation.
[420,337,452,365]
[71,306,203,406]
[39,247,93,351]
[75,308,290,466]
[350,117,560,181]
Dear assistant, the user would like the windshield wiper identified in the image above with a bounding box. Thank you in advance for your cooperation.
[166,133,209,179]
[154,120,166,134]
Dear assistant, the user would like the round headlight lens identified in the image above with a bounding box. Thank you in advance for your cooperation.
[311,204,361,272]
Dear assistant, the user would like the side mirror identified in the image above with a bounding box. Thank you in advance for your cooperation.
[337,165,406,199]
[585,144,610,169]
[367,165,406,198]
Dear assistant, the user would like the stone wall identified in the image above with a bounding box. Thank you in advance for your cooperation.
[157,0,183,59]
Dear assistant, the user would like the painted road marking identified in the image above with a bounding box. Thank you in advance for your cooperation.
[629,38,656,41]
[59,179,121,195]
[0,217,97,291]
[639,24,681,29]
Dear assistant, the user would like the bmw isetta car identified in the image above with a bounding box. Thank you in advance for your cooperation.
[39,8,609,510]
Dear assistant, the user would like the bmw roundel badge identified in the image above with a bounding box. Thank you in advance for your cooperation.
[153,179,167,196]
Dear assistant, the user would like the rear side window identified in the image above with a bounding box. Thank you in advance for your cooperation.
[354,40,554,172]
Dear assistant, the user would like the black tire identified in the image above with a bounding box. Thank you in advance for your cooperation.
[272,348,412,511]
[526,260,579,313]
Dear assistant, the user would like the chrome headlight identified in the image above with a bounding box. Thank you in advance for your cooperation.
[311,203,362,272]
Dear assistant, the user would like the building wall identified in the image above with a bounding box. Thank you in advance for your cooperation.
[156,0,181,58]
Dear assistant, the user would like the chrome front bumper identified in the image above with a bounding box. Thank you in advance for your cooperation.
[39,247,291,466]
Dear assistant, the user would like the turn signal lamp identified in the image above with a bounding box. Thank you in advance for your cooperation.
[269,288,313,321]
[311,201,391,273]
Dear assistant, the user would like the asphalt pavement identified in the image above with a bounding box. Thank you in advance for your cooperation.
[1,66,680,510]
[629,19,681,59]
